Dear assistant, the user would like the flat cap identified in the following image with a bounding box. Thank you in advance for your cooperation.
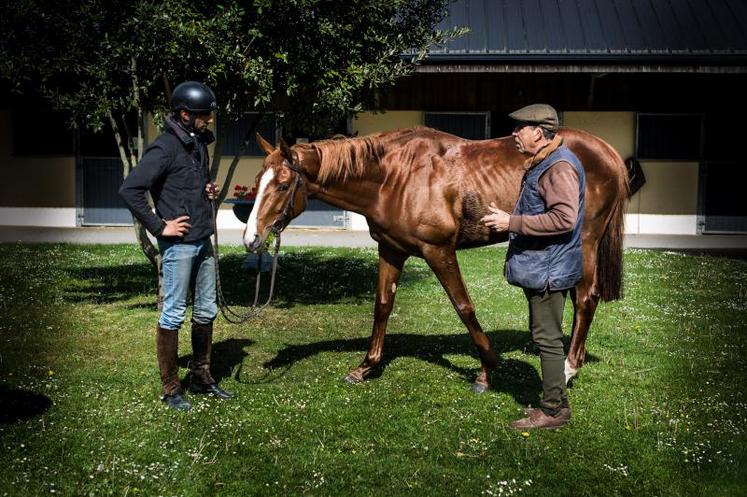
[508,103,559,132]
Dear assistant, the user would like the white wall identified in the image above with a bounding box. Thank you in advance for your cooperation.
[0,207,77,227]
[564,112,698,235]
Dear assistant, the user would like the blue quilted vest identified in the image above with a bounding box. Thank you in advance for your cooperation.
[504,146,586,291]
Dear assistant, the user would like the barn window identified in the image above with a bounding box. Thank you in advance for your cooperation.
[636,113,702,160]
[12,109,75,156]
[699,111,745,233]
[222,113,278,156]
[424,112,490,140]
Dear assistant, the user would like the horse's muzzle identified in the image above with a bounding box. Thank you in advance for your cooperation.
[245,235,263,253]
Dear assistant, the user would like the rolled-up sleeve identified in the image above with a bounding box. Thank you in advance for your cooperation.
[118,144,171,236]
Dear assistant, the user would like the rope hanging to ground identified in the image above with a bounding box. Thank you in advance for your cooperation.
[211,202,281,324]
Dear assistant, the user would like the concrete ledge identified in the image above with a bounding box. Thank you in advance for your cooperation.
[0,226,380,248]
[0,226,745,253]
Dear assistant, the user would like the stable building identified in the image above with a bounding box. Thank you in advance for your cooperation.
[1,0,746,239]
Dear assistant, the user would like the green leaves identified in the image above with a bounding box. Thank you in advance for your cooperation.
[2,0,460,137]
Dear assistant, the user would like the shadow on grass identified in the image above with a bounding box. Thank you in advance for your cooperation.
[178,338,255,386]
[61,252,428,307]
[62,262,156,305]
[261,329,598,406]
[0,384,52,423]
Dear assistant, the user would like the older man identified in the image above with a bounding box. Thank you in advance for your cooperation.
[482,104,585,430]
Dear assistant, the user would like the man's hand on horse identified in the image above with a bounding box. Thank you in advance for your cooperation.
[481,202,510,232]
[162,216,191,237]
[205,182,221,200]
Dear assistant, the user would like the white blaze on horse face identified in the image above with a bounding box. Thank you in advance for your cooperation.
[243,168,275,247]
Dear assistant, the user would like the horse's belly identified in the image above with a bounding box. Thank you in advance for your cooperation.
[456,225,508,249]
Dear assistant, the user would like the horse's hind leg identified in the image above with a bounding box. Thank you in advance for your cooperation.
[566,252,601,384]
[343,245,408,383]
[422,245,497,393]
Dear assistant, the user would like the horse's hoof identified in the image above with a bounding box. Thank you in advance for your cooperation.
[342,373,363,384]
[564,359,579,386]
[471,382,489,394]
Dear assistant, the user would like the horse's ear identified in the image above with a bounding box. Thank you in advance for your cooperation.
[278,137,293,161]
[256,133,274,156]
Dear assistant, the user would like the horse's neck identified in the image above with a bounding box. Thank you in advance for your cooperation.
[307,174,381,217]
[303,139,387,216]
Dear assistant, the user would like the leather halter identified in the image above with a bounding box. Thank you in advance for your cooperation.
[212,153,306,324]
[271,156,307,233]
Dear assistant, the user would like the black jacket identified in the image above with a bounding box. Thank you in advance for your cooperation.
[119,116,215,242]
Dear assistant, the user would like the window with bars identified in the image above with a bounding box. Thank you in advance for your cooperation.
[221,113,277,156]
[636,114,702,160]
[424,112,490,140]
[12,109,75,156]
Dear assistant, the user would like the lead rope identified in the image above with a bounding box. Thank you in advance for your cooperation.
[210,157,305,324]
[211,201,281,324]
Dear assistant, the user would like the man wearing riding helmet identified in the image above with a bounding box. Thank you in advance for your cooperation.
[119,81,233,411]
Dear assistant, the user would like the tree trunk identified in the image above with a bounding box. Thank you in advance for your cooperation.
[132,62,163,310]
[109,109,162,310]
[209,116,225,183]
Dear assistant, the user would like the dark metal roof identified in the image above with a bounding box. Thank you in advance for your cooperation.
[423,0,747,71]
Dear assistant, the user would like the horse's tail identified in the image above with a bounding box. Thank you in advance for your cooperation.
[596,145,629,302]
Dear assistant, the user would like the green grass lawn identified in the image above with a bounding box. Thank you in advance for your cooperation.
[0,243,745,496]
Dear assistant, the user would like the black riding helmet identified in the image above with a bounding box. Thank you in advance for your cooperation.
[170,81,217,114]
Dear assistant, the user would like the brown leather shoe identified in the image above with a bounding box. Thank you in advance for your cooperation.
[511,407,571,430]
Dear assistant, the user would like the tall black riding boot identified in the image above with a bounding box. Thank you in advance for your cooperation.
[156,325,191,411]
[189,322,234,399]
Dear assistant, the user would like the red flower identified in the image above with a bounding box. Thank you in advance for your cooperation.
[232,184,256,200]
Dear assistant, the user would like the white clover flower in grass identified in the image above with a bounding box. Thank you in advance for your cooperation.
[602,463,629,477]
[482,478,532,496]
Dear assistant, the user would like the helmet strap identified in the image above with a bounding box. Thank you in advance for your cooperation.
[176,110,197,133]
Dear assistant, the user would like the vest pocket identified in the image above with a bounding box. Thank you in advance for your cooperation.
[505,246,550,290]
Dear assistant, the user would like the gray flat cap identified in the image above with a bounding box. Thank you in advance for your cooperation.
[508,104,559,132]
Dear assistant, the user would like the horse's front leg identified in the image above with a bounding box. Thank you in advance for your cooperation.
[343,245,408,383]
[422,245,497,393]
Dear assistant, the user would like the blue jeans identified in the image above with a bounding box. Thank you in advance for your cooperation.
[158,238,217,330]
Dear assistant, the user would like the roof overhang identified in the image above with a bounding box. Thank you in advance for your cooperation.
[414,54,747,74]
[416,53,747,74]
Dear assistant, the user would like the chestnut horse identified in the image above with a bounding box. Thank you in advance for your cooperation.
[243,127,628,392]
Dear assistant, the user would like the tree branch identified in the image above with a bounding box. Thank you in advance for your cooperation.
[215,111,265,205]
[109,110,159,270]
[130,57,143,162]
[108,112,132,176]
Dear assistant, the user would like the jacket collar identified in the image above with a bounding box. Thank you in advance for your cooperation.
[164,115,215,148]
[523,134,563,171]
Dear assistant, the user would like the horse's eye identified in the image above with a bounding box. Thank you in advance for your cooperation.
[277,184,290,192]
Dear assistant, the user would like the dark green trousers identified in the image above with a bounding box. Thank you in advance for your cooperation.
[524,288,569,415]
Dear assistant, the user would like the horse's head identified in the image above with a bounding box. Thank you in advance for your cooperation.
[243,134,308,252]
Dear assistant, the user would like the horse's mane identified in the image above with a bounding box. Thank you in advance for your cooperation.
[311,127,427,185]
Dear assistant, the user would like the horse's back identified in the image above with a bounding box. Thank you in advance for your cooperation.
[559,128,629,215]
[560,129,627,184]
[372,126,627,250]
